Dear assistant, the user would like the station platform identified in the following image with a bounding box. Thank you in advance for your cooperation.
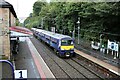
[13,37,55,79]
[26,37,55,78]
[75,48,120,77]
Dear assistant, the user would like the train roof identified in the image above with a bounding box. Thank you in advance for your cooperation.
[41,29,72,40]
[31,28,36,31]
[33,28,72,40]
[36,29,44,33]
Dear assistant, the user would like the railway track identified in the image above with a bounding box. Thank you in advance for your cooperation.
[64,58,102,79]
[30,37,112,79]
[74,54,120,79]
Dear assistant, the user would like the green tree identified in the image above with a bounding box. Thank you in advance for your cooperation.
[33,0,47,16]
[24,1,120,41]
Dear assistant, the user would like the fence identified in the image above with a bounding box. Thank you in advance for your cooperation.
[74,36,120,60]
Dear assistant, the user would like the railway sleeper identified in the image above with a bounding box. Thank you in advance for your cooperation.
[86,57,119,78]
[77,55,119,78]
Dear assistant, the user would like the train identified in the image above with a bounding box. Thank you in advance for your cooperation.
[31,28,75,57]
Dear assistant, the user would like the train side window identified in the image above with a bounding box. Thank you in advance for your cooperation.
[46,38,50,40]
[52,41,57,44]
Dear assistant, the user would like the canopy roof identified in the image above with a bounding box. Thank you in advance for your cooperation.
[9,26,33,37]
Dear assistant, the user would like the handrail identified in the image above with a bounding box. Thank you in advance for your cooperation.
[0,60,15,79]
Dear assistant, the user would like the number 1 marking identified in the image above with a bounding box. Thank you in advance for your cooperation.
[19,71,23,78]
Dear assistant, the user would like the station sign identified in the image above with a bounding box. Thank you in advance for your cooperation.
[107,40,119,51]
[14,70,27,79]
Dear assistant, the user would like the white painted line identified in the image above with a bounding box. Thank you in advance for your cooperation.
[26,37,55,78]
[12,59,16,70]
[109,69,120,76]
[31,61,40,78]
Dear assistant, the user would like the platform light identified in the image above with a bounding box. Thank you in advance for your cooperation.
[77,17,80,45]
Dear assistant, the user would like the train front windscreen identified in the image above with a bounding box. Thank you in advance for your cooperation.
[60,39,74,51]
[61,40,73,46]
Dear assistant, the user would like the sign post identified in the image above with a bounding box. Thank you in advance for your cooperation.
[107,39,119,59]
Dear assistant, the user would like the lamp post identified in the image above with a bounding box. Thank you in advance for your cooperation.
[77,17,80,44]
[41,18,43,29]
[100,34,103,48]
[72,26,75,39]
[100,34,104,53]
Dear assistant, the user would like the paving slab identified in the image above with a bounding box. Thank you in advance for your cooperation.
[13,39,41,79]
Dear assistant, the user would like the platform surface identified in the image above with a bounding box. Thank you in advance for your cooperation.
[75,49,120,76]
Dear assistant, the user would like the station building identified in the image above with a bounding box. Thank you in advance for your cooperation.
[0,0,17,59]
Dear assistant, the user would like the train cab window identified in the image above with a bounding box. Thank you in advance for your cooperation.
[61,40,73,46]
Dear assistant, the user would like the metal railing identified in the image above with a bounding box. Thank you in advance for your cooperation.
[74,37,120,67]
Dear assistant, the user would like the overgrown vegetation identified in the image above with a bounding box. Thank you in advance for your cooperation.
[24,0,120,42]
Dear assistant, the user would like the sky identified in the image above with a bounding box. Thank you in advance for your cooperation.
[5,0,50,23]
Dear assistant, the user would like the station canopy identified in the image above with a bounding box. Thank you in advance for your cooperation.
[9,26,33,38]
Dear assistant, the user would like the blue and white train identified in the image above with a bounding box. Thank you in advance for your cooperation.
[31,28,75,57]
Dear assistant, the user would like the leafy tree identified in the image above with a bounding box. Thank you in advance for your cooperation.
[24,1,120,41]
[33,0,47,16]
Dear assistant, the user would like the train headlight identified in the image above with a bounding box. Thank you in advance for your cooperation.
[70,48,74,50]
[61,48,65,50]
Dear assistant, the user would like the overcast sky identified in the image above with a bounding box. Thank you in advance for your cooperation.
[5,0,42,23]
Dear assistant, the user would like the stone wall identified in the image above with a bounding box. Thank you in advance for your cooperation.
[0,8,11,59]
